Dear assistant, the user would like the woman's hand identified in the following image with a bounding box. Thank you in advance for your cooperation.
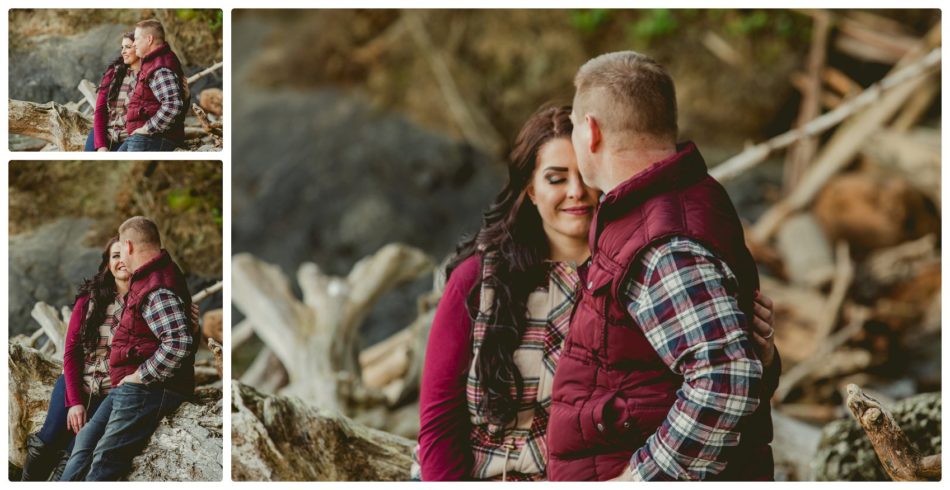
[67,405,86,434]
[97,147,108,152]
[751,291,776,368]
[190,303,201,335]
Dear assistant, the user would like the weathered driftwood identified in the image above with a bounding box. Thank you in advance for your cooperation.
[8,99,92,151]
[231,244,433,411]
[748,29,941,243]
[775,304,869,402]
[784,9,830,192]
[8,343,222,481]
[29,302,69,359]
[208,338,223,379]
[192,103,222,138]
[774,213,835,288]
[815,391,940,481]
[231,381,413,481]
[709,45,941,186]
[845,384,941,481]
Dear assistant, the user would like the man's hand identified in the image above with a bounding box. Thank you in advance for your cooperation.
[119,371,143,386]
[132,126,150,136]
[751,291,776,367]
[66,405,86,434]
[97,147,109,152]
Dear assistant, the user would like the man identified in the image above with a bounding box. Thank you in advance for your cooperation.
[118,19,187,151]
[547,51,779,481]
[61,217,196,480]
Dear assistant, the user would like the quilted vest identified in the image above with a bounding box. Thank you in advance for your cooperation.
[109,250,195,397]
[125,43,186,144]
[547,142,773,481]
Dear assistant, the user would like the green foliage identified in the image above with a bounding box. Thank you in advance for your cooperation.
[571,9,612,34]
[176,9,223,33]
[627,9,679,44]
[166,188,200,212]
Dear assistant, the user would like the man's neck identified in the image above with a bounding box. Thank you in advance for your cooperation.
[132,250,162,274]
[599,142,677,193]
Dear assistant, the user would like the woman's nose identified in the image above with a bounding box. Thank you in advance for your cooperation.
[566,176,585,199]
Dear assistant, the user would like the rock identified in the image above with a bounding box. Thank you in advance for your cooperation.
[9,23,129,104]
[814,391,941,481]
[8,218,100,338]
[8,343,223,481]
[199,88,223,116]
[231,88,504,347]
[775,212,835,288]
[231,381,413,481]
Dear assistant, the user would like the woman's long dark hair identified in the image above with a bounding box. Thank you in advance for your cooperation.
[75,236,120,355]
[447,105,574,427]
[99,32,135,102]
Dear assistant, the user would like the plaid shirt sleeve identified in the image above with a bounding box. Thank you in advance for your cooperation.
[144,68,184,134]
[623,237,763,481]
[135,288,192,385]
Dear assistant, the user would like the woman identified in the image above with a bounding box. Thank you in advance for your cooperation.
[20,237,129,481]
[417,106,779,481]
[84,32,140,152]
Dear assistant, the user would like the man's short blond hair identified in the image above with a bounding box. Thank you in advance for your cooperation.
[574,51,677,142]
[119,216,162,248]
[135,19,166,43]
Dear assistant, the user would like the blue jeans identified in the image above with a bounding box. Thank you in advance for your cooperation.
[59,382,185,481]
[116,133,178,152]
[84,129,120,152]
[36,375,106,454]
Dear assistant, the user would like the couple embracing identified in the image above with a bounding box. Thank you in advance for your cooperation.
[21,217,197,481]
[418,51,781,481]
[85,19,187,152]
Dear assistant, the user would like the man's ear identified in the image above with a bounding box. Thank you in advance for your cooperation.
[125,239,134,256]
[587,115,602,154]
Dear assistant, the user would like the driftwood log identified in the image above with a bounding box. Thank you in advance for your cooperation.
[8,342,223,481]
[844,384,941,481]
[8,99,92,151]
[231,244,432,413]
[231,381,413,481]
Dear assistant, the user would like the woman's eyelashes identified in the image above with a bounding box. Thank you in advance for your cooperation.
[545,173,566,185]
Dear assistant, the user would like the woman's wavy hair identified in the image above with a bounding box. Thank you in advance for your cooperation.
[447,104,574,427]
[75,236,120,355]
[99,32,135,99]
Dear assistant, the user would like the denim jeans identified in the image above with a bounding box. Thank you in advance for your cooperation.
[59,382,185,481]
[36,375,106,454]
[117,133,178,152]
[83,130,119,152]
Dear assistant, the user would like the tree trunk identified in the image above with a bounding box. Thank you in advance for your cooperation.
[231,381,413,481]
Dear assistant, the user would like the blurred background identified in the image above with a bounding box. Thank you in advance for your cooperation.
[8,9,224,151]
[230,9,941,481]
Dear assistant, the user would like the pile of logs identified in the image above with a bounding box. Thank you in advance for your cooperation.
[708,12,942,481]
[8,61,223,152]
[8,281,224,481]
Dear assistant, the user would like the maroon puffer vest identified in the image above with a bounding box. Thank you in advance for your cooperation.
[547,143,773,481]
[125,43,186,144]
[110,250,196,397]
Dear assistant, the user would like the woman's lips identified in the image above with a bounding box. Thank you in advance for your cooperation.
[561,206,592,216]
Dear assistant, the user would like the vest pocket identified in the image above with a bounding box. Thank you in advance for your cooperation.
[579,390,644,451]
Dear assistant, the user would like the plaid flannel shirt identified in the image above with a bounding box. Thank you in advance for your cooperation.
[622,237,763,481]
[135,288,192,384]
[130,67,184,134]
